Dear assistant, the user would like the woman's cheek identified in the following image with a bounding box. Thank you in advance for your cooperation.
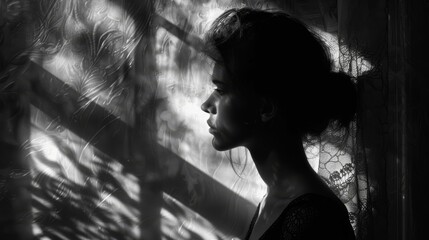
[217,97,251,136]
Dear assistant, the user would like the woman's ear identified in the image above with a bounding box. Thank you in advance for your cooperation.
[259,97,278,122]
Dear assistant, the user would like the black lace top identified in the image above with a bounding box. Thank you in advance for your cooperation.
[244,193,356,240]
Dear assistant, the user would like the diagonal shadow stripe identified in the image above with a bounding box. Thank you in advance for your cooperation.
[151,14,223,60]
[22,61,255,238]
[106,0,219,61]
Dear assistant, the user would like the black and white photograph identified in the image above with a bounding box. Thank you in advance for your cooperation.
[0,0,427,239]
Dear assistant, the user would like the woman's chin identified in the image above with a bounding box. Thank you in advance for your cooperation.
[211,138,231,151]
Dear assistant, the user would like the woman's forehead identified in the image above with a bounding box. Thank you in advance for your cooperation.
[211,63,232,83]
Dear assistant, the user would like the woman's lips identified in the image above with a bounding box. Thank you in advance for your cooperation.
[207,121,216,134]
[207,120,215,128]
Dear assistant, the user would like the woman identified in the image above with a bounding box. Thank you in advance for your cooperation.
[201,8,357,240]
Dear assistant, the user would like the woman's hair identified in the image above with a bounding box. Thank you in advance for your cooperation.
[204,8,357,139]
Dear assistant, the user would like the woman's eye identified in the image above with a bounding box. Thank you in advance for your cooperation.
[214,88,224,95]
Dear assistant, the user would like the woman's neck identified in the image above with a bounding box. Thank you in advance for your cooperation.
[248,134,318,198]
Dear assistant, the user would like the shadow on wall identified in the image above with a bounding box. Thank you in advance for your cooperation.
[24,60,253,239]
[1,0,256,239]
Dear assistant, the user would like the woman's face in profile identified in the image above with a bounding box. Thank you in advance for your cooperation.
[201,63,257,151]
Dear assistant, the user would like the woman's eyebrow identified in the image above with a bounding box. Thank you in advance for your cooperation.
[212,79,226,85]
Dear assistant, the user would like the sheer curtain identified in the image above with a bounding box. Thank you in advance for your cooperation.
[0,0,404,240]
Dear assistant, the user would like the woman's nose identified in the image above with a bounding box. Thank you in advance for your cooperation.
[201,96,216,114]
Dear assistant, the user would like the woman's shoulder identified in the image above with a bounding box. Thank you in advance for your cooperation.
[285,192,347,214]
[281,193,350,226]
[261,193,356,240]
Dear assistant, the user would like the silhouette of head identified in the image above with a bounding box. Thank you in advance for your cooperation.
[201,8,356,151]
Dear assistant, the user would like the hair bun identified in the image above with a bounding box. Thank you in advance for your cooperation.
[326,71,357,129]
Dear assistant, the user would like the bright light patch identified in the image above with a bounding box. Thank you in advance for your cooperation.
[305,143,320,172]
[161,193,228,240]
[315,28,373,76]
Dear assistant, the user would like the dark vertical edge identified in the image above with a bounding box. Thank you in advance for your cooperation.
[0,65,34,240]
[129,1,163,239]
[386,0,407,239]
